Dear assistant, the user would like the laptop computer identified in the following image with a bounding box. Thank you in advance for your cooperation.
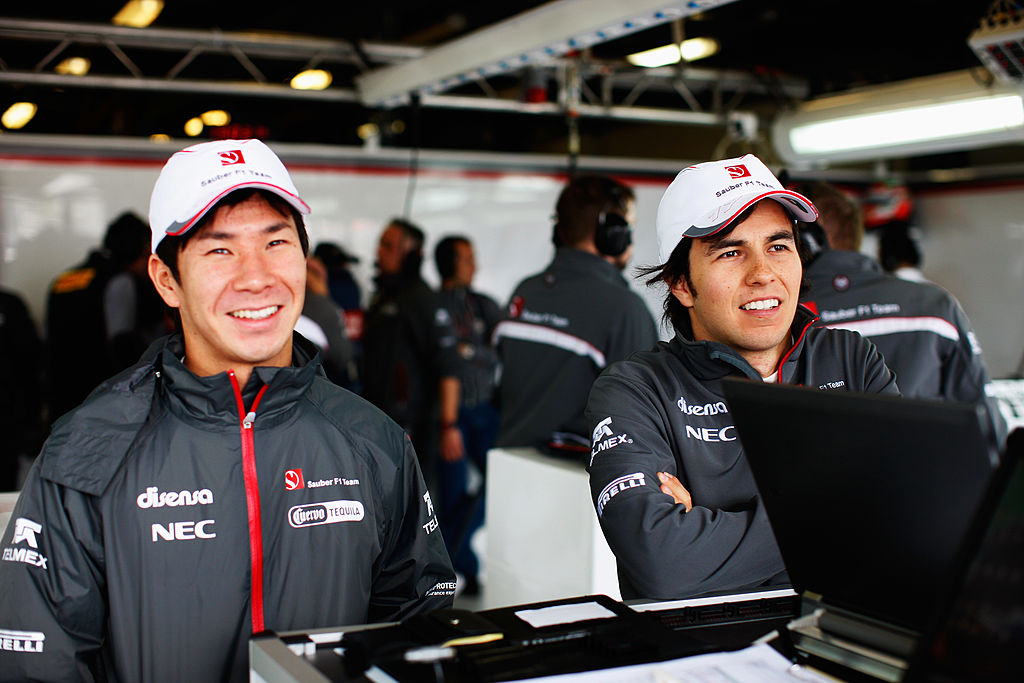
[720,377,1001,682]
[905,427,1024,683]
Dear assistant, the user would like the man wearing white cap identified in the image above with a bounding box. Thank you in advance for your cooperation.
[585,154,898,600]
[0,139,455,682]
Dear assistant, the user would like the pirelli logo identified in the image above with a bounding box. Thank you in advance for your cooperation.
[0,628,44,653]
[596,472,645,517]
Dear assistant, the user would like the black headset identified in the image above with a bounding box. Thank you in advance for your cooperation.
[594,210,632,257]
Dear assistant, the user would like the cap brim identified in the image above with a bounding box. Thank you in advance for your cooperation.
[684,189,818,239]
[153,181,311,252]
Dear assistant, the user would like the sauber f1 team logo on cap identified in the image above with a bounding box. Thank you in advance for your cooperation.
[285,469,304,490]
[218,149,245,165]
[725,164,751,179]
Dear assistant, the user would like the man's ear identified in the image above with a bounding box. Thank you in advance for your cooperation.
[148,254,181,309]
[669,276,695,308]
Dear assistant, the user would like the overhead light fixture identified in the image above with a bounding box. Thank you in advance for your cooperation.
[150,133,171,143]
[184,117,203,137]
[200,110,231,126]
[290,69,333,91]
[113,0,164,28]
[772,69,1024,165]
[356,0,739,107]
[2,102,37,129]
[627,37,720,67]
[55,57,91,76]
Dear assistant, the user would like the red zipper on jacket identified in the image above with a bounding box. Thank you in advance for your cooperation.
[229,370,269,634]
[774,309,818,378]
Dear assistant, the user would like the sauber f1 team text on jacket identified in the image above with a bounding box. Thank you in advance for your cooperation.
[0,334,455,682]
[586,305,898,601]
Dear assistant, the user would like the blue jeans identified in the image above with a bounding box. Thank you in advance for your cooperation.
[436,401,500,578]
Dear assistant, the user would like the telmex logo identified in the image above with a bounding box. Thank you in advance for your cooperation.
[0,629,45,653]
[137,486,213,509]
[12,518,41,548]
[288,500,365,528]
[591,417,613,446]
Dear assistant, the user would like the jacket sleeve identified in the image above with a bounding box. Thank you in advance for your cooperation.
[585,370,785,600]
[367,435,456,623]
[0,461,107,681]
[940,301,1008,447]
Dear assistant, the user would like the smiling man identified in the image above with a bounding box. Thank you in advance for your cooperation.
[585,154,898,600]
[0,139,455,682]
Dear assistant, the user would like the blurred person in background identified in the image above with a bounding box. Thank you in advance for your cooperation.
[434,235,502,596]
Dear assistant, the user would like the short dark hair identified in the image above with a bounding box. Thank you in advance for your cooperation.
[104,211,151,270]
[434,235,470,280]
[386,217,425,278]
[553,175,634,247]
[638,202,808,334]
[154,188,309,283]
[878,225,921,272]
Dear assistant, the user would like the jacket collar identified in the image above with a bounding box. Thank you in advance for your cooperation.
[668,305,818,382]
[155,332,323,428]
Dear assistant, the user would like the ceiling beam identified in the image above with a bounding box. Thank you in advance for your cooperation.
[355,0,739,107]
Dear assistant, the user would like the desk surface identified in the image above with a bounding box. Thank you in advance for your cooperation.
[250,591,801,683]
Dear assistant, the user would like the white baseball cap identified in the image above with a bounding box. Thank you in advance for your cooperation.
[655,154,818,263]
[148,139,311,252]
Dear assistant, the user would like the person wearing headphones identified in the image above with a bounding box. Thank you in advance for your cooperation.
[362,218,456,483]
[493,175,658,455]
[434,235,503,596]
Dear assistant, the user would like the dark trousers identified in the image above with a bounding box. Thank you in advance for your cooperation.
[436,401,500,579]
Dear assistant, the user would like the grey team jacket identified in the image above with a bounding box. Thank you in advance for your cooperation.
[803,249,1006,445]
[0,333,455,682]
[585,306,898,601]
[494,248,658,449]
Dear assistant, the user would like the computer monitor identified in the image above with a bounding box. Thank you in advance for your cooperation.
[721,378,999,634]
[907,428,1024,682]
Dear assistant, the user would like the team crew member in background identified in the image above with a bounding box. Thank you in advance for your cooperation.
[494,175,658,454]
[0,139,455,682]
[797,180,1006,446]
[361,218,457,487]
[586,155,897,600]
[434,235,503,596]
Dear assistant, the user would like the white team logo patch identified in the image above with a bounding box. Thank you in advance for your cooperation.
[596,473,646,517]
[11,518,40,548]
[3,518,48,569]
[589,417,633,466]
[288,500,365,528]
[0,629,45,653]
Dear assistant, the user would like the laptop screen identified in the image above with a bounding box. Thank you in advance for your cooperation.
[909,429,1024,682]
[721,378,999,633]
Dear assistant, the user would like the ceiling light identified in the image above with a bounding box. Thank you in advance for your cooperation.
[2,102,37,129]
[149,134,171,143]
[356,0,739,107]
[290,69,333,91]
[772,69,1024,165]
[356,123,380,140]
[200,110,231,126]
[627,37,720,67]
[184,117,203,137]
[55,57,91,76]
[112,0,164,28]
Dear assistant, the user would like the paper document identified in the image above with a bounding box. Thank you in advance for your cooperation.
[514,602,618,628]
[505,643,837,682]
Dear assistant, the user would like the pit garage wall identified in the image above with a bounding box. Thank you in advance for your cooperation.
[0,139,1022,379]
[0,141,681,345]
[910,183,1024,379]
